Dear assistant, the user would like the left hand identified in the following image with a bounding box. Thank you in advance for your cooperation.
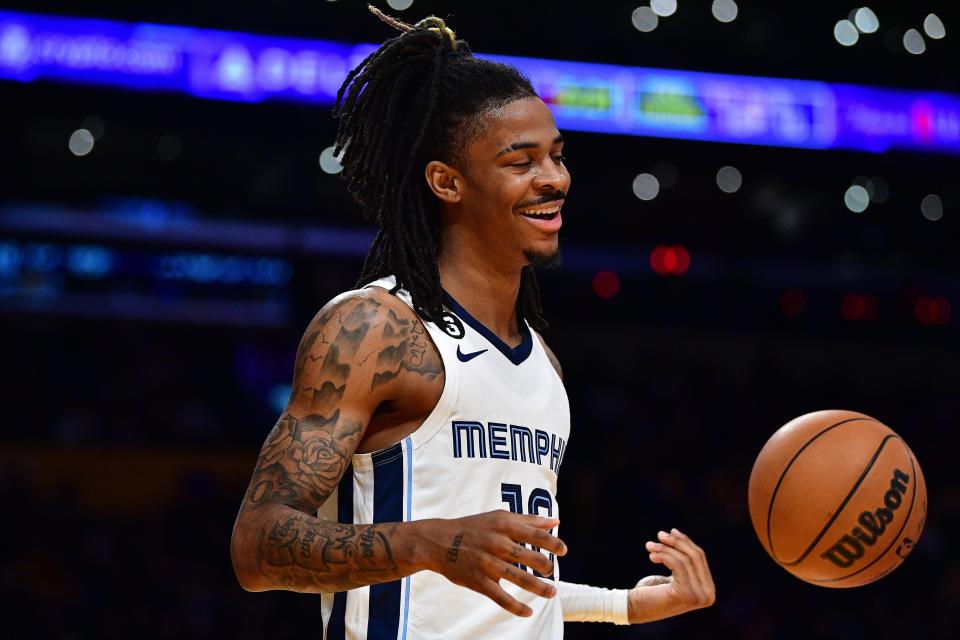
[628,528,716,624]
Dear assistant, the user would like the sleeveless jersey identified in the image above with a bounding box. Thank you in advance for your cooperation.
[318,276,570,640]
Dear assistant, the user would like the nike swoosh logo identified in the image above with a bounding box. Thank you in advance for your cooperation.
[456,346,488,362]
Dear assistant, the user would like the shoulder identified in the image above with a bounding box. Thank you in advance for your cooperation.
[298,285,422,356]
[290,286,443,410]
[534,331,563,381]
[312,284,410,328]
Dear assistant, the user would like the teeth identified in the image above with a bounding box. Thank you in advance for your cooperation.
[519,206,560,216]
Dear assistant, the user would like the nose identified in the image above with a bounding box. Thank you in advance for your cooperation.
[532,157,569,193]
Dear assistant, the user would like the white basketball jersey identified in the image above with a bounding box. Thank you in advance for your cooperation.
[318,276,570,640]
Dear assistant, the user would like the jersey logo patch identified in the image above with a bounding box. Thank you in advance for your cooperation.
[440,312,466,339]
[456,346,488,362]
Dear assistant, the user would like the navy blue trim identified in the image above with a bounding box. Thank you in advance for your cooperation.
[327,465,353,640]
[441,290,533,366]
[367,443,404,639]
[371,442,405,467]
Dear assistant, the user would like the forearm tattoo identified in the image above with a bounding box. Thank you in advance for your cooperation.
[261,515,399,591]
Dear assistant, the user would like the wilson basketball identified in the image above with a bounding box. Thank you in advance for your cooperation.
[748,410,926,588]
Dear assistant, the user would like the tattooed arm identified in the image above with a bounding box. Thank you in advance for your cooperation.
[231,289,568,614]
[231,289,436,592]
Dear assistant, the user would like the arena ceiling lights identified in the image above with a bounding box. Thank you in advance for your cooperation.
[2,10,959,156]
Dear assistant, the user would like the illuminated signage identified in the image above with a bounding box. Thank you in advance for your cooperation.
[2,10,959,154]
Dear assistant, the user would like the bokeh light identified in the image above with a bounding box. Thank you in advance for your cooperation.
[386,0,414,11]
[868,176,889,203]
[853,8,879,34]
[716,165,742,193]
[632,173,660,200]
[903,29,926,54]
[651,0,678,18]
[780,289,806,317]
[915,297,951,325]
[834,20,859,46]
[920,194,943,221]
[68,128,95,156]
[841,293,878,321]
[711,0,738,23]
[923,14,946,40]
[844,185,870,212]
[319,145,344,174]
[652,161,679,188]
[852,176,872,199]
[592,270,621,299]
[650,245,690,276]
[80,115,106,141]
[631,6,659,32]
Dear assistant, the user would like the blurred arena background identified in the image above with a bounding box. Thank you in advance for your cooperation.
[2,1,958,637]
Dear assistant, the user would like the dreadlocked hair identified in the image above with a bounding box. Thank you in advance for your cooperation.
[333,5,550,331]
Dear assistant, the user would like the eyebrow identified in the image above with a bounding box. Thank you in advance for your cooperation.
[495,134,565,158]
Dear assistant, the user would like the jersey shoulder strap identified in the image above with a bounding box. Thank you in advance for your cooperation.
[363,275,470,341]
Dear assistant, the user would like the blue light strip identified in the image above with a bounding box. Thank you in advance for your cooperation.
[2,10,960,154]
[3,200,947,291]
[0,201,374,256]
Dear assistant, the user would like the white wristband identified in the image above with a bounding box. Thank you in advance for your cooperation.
[556,580,630,625]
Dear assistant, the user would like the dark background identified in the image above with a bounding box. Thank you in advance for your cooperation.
[2,1,958,638]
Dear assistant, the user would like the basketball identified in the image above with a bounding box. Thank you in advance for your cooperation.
[748,410,927,588]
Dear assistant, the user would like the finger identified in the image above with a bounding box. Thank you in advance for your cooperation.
[513,513,561,530]
[671,529,715,585]
[477,578,533,617]
[645,541,695,583]
[509,545,555,577]
[499,562,557,599]
[669,529,715,602]
[501,540,555,576]
[657,530,711,590]
[513,525,567,557]
[646,542,713,606]
[656,530,708,588]
[660,529,706,561]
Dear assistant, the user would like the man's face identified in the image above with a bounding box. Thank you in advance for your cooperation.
[455,97,571,268]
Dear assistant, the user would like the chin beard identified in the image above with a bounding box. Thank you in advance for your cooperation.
[524,247,563,270]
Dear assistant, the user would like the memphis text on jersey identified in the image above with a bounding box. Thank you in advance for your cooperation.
[451,420,567,473]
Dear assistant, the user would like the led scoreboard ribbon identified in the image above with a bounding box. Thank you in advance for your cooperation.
[2,10,959,155]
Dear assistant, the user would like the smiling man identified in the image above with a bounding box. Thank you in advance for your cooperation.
[230,8,715,639]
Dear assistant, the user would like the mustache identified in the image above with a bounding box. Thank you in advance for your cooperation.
[514,191,565,210]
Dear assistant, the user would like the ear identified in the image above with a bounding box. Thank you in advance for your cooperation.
[424,160,463,204]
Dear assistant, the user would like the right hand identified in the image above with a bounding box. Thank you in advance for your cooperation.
[420,510,567,617]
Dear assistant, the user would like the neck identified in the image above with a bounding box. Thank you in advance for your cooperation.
[437,242,524,347]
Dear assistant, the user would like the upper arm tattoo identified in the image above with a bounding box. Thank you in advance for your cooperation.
[243,293,442,514]
[244,296,384,513]
[367,309,443,391]
[246,412,363,511]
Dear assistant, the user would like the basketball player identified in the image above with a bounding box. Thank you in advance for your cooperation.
[231,8,715,638]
